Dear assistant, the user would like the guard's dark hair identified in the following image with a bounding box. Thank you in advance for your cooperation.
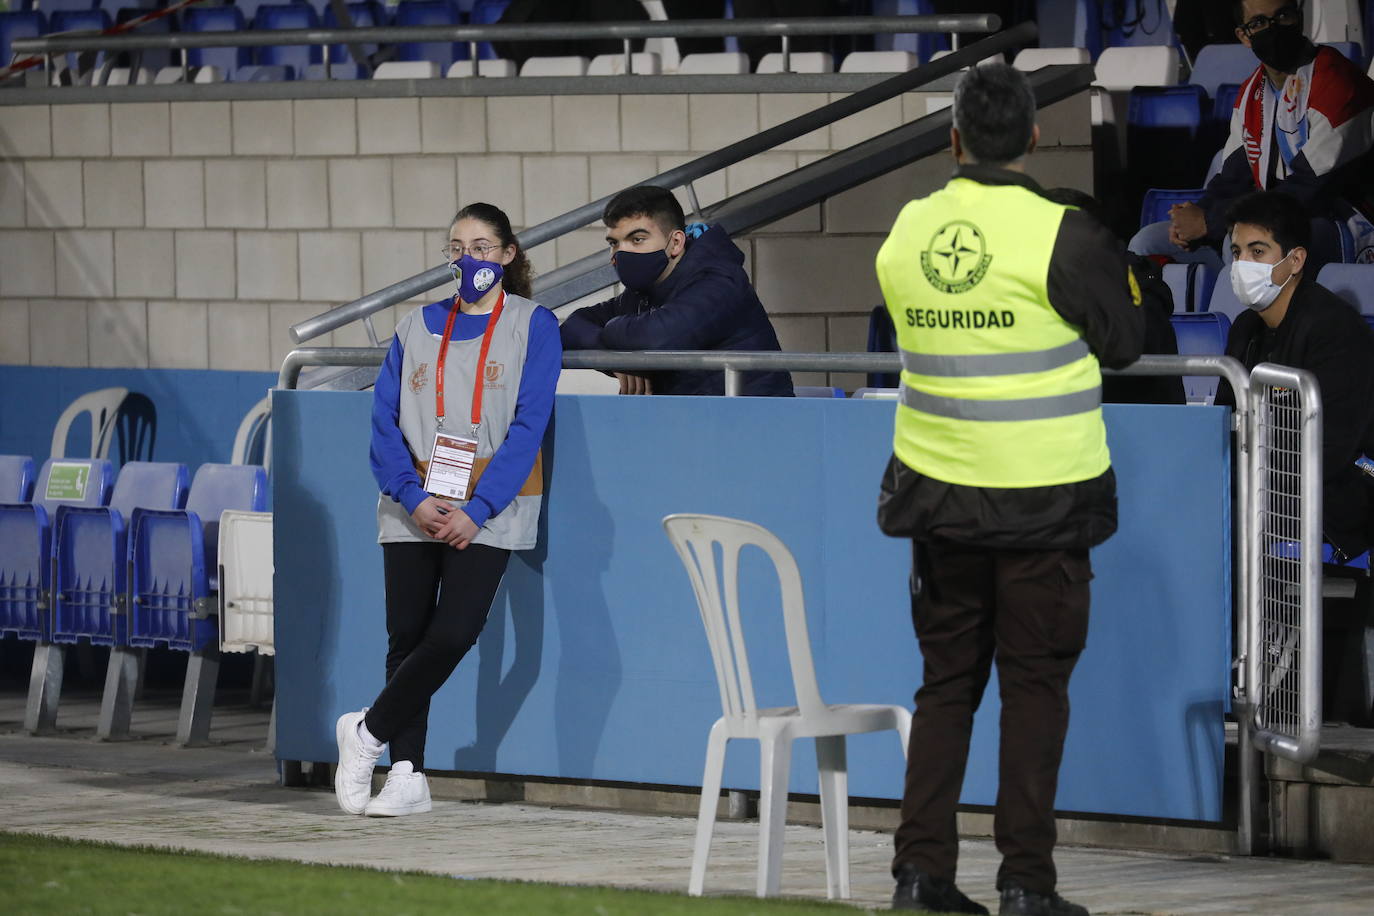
[452,202,532,299]
[1225,190,1311,255]
[1042,187,1108,227]
[952,62,1037,166]
[602,185,687,236]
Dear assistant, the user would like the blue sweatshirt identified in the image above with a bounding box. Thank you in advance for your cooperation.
[370,298,562,529]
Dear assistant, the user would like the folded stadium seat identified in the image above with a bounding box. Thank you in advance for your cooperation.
[1036,0,1102,60]
[852,388,899,400]
[182,5,251,82]
[373,60,440,78]
[124,463,268,745]
[446,58,516,76]
[677,52,750,74]
[519,55,588,76]
[1169,313,1233,404]
[1127,85,1208,204]
[1012,47,1092,71]
[0,11,47,75]
[101,66,153,84]
[756,51,834,74]
[1317,263,1374,311]
[873,0,949,63]
[394,0,468,70]
[49,9,113,84]
[1094,44,1182,90]
[1203,268,1247,323]
[837,50,918,73]
[468,0,509,61]
[1188,43,1256,98]
[586,51,659,75]
[101,5,171,81]
[323,0,385,74]
[1161,262,1218,313]
[1139,187,1204,229]
[218,510,274,658]
[793,386,845,397]
[0,458,114,644]
[0,456,35,503]
[251,3,322,81]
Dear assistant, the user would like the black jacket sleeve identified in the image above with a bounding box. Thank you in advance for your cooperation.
[1197,146,1256,243]
[559,293,626,350]
[1046,208,1145,370]
[1302,307,1374,487]
[599,267,748,351]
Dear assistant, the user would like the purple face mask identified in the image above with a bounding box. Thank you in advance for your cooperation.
[450,253,504,304]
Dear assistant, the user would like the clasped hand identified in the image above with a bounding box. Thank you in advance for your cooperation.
[411,496,478,550]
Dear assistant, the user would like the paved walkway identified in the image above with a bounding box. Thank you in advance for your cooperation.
[2,689,1373,914]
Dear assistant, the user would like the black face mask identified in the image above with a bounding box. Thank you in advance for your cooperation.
[1249,22,1312,74]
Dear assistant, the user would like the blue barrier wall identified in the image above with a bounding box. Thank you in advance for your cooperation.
[0,366,275,470]
[274,391,1232,822]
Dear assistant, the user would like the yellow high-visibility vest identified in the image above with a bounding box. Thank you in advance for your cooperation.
[876,176,1109,489]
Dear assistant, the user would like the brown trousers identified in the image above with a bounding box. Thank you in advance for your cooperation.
[893,540,1092,895]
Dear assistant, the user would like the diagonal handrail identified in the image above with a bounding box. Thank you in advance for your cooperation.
[289,19,1038,344]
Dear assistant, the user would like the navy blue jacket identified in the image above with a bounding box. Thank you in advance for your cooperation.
[559,224,793,397]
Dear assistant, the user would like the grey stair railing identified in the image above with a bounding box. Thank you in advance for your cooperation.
[288,19,1045,347]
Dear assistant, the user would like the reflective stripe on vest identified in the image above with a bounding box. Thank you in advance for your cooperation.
[899,383,1102,422]
[899,338,1090,377]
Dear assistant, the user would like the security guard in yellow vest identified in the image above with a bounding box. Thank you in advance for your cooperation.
[877,64,1143,916]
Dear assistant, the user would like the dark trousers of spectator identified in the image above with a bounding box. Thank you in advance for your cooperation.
[364,542,510,771]
[893,541,1091,895]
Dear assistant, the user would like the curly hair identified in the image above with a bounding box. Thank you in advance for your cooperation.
[451,202,533,299]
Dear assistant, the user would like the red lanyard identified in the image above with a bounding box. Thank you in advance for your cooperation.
[435,292,505,435]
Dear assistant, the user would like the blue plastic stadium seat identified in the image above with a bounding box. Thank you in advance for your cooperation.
[231,0,299,21]
[1035,0,1102,60]
[1128,86,1209,192]
[0,456,35,503]
[50,9,113,75]
[1128,85,1206,130]
[794,386,846,398]
[873,0,948,63]
[1188,44,1257,98]
[1211,83,1240,122]
[254,3,321,79]
[469,0,508,60]
[0,459,114,642]
[323,1,385,66]
[128,463,267,653]
[1317,263,1374,312]
[1,11,47,70]
[1170,313,1232,403]
[1161,262,1217,314]
[394,0,468,66]
[51,462,188,647]
[182,6,251,77]
[1139,186,1204,229]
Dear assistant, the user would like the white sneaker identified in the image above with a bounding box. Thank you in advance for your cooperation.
[334,708,383,815]
[365,761,432,817]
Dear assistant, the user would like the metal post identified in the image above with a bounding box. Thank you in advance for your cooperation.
[723,366,742,397]
[623,37,632,73]
[363,315,380,348]
[727,789,749,818]
[781,34,791,72]
[470,40,479,71]
[176,648,221,747]
[684,181,705,222]
[97,647,139,740]
[24,642,64,735]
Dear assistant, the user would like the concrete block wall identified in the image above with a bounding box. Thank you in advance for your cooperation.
[0,91,1091,387]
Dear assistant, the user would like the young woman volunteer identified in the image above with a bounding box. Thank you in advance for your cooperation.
[335,202,561,817]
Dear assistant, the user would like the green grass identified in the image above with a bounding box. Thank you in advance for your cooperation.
[0,832,870,915]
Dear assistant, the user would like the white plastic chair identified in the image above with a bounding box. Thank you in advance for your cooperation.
[677,52,750,74]
[231,396,271,471]
[1012,47,1092,70]
[373,60,441,79]
[518,55,589,77]
[587,52,662,75]
[219,510,275,655]
[446,58,517,77]
[1093,45,1182,91]
[755,51,834,74]
[51,387,128,461]
[662,514,911,900]
[838,50,917,73]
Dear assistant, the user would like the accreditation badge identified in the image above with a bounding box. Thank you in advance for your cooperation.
[423,430,478,501]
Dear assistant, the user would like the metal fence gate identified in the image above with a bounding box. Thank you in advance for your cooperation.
[1246,363,1323,763]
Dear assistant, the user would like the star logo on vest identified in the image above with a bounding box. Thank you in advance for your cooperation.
[921,221,992,294]
[408,362,429,394]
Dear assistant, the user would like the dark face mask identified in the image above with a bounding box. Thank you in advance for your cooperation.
[1249,22,1312,74]
[613,248,669,293]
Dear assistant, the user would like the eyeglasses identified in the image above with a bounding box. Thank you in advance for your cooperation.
[440,242,501,260]
[1239,2,1303,37]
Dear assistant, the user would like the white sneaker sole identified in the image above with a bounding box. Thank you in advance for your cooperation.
[365,799,433,817]
[334,711,373,816]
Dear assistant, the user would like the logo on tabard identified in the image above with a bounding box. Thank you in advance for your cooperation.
[484,361,504,386]
[474,267,497,292]
[920,221,993,294]
[409,361,429,394]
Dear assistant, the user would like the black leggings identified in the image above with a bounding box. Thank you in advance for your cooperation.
[363,541,510,771]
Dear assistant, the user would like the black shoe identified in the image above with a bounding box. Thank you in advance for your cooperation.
[998,883,1089,916]
[892,864,989,914]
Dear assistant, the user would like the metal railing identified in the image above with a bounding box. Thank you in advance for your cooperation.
[1246,363,1323,765]
[286,20,1042,345]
